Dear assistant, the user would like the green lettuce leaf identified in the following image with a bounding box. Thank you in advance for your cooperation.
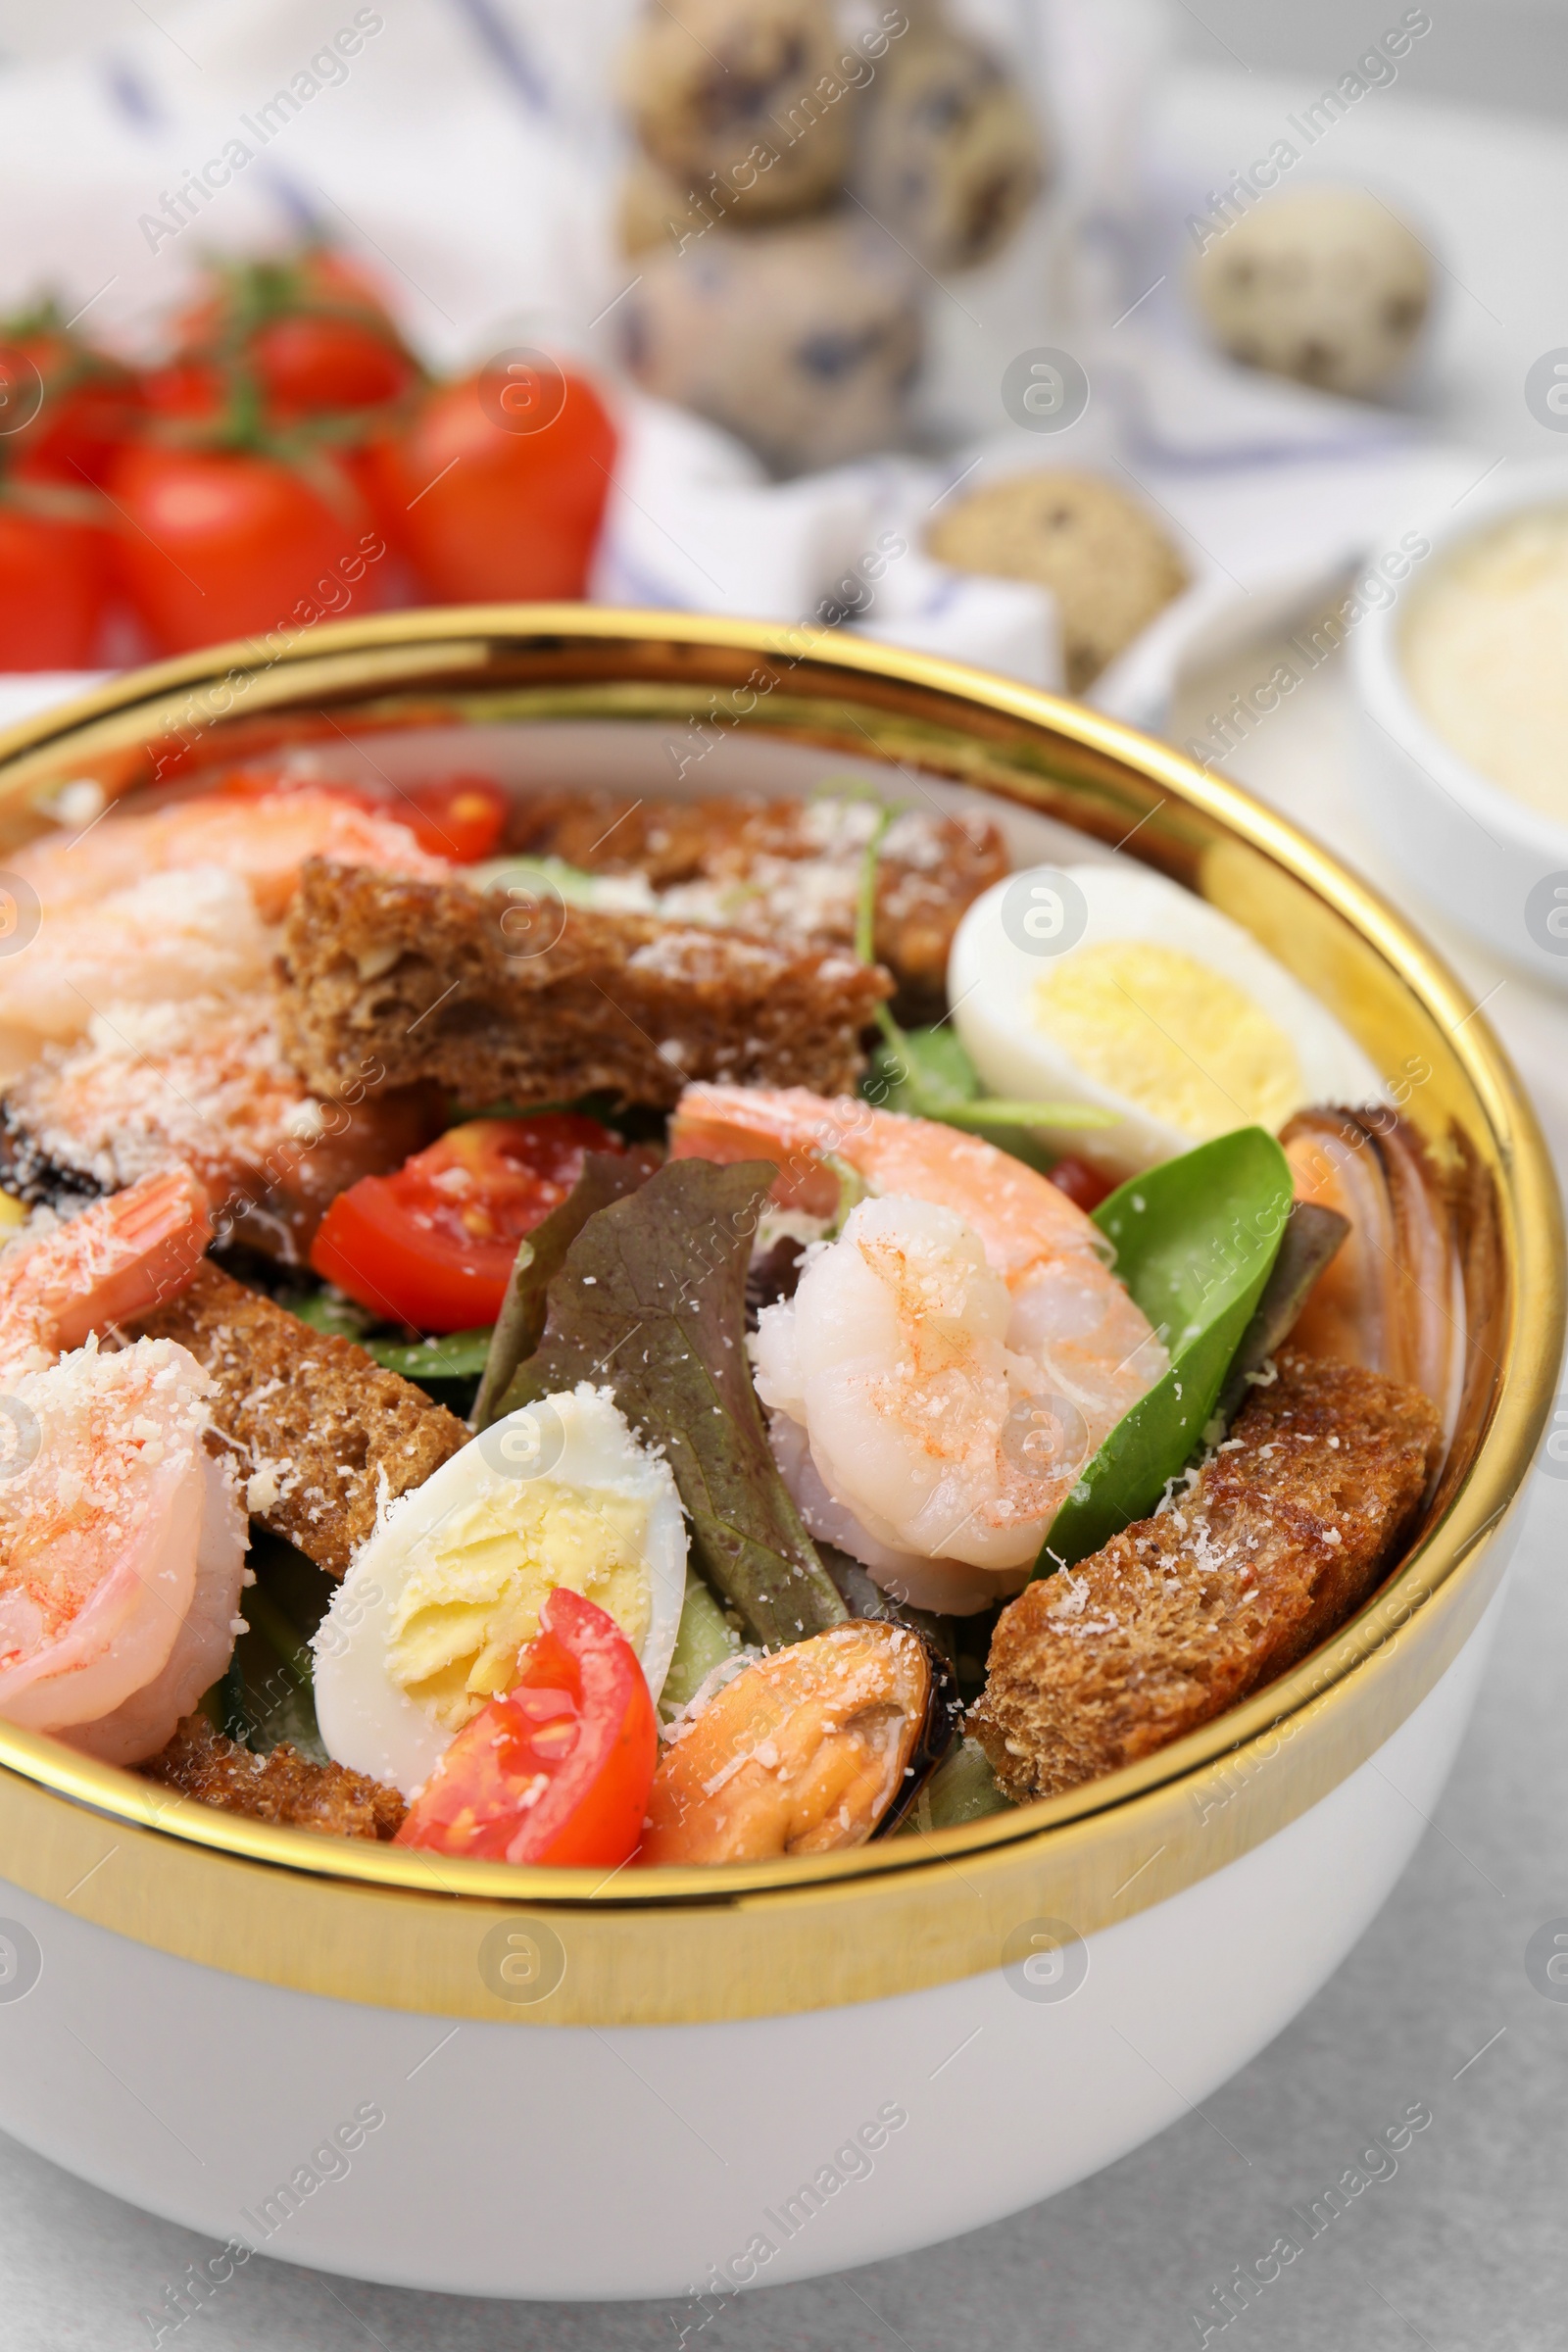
[363,1328,494,1380]
[288,1287,377,1343]
[500,1157,848,1647]
[470,1152,650,1432]
[863,1025,1111,1145]
[1042,1127,1295,1568]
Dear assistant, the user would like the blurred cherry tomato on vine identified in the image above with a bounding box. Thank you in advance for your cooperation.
[107,441,385,655]
[139,359,226,427]
[173,247,417,426]
[249,313,416,420]
[175,246,401,352]
[0,501,105,666]
[374,364,616,602]
[0,308,142,487]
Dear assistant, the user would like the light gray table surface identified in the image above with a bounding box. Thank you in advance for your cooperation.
[5,56,1568,2352]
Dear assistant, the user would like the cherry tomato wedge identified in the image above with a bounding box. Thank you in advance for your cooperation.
[309,1113,636,1332]
[208,766,506,862]
[1046,1155,1114,1213]
[373,773,508,862]
[395,1588,658,1868]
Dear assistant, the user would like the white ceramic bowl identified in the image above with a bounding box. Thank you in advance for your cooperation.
[0,612,1557,2302]
[1349,457,1568,991]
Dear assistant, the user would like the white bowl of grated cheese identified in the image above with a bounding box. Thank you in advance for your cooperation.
[1350,460,1568,990]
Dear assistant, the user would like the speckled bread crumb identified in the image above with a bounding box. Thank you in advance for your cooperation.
[970,1350,1441,1801]
[132,1262,467,1578]
[142,1713,405,1839]
[275,859,891,1109]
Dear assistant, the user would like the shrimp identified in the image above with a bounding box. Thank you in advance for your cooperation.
[0,1340,247,1763]
[0,788,449,1045]
[677,1088,1168,1609]
[6,999,441,1262]
[0,867,271,1045]
[12,785,450,924]
[0,1163,211,1374]
[672,1082,1124,1291]
[0,1166,246,1764]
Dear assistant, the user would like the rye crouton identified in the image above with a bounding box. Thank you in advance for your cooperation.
[132,1262,466,1577]
[142,1714,405,1839]
[501,789,1008,1005]
[970,1351,1442,1802]
[275,860,890,1109]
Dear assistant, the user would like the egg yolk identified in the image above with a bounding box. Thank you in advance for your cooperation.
[1031,940,1303,1140]
[385,1482,653,1732]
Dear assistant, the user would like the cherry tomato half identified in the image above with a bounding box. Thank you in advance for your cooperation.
[373,366,616,603]
[107,441,385,655]
[309,1112,637,1332]
[1047,1155,1114,1213]
[396,1588,658,1868]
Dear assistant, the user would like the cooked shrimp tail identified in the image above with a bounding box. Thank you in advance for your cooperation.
[0,1163,210,1367]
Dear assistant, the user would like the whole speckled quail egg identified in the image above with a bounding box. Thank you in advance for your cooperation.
[928,469,1188,694]
[621,215,921,474]
[1191,184,1431,399]
[853,25,1049,274]
[618,0,851,226]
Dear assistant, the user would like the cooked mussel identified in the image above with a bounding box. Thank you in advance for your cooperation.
[1280,1105,1463,1439]
[639,1619,958,1864]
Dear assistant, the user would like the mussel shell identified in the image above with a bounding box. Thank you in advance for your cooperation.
[816,1541,970,1836]
[1280,1103,1464,1445]
[871,1625,965,1840]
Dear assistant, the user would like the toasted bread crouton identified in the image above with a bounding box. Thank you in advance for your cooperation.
[132,1262,467,1576]
[275,859,890,1108]
[142,1714,405,1839]
[970,1352,1441,1802]
[502,789,1008,1004]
